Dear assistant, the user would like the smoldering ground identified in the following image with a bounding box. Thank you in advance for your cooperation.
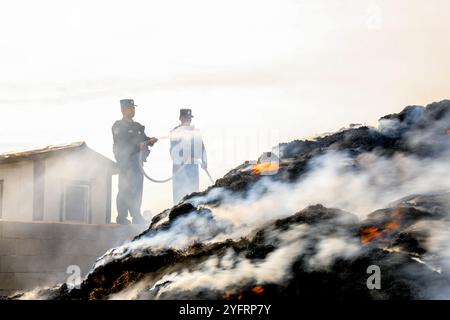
[11,100,450,300]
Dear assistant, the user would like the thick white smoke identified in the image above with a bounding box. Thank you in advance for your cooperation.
[192,149,450,228]
[93,145,450,282]
[150,224,311,298]
[20,103,450,299]
[108,222,362,299]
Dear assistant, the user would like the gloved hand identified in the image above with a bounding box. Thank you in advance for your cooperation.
[147,137,158,146]
[140,137,158,149]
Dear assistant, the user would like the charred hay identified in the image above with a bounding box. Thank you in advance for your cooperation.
[10,100,450,300]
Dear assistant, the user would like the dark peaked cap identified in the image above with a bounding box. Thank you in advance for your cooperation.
[120,99,137,108]
[180,108,193,118]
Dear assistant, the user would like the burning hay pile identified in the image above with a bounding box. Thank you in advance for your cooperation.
[16,100,450,300]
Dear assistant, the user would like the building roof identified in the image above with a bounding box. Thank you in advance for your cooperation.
[0,141,117,171]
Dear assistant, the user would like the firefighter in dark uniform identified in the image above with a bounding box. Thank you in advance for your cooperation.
[112,99,157,225]
[170,108,207,204]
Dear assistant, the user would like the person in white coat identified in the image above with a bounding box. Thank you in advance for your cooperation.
[170,108,207,204]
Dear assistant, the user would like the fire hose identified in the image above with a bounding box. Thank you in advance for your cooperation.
[138,137,214,184]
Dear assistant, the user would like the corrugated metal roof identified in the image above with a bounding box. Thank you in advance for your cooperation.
[0,141,86,161]
[0,142,116,171]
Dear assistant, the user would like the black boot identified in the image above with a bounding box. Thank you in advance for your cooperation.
[116,217,131,225]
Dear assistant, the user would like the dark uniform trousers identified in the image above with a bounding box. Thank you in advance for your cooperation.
[117,159,144,220]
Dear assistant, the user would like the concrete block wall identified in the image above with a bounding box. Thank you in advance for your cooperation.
[0,220,146,297]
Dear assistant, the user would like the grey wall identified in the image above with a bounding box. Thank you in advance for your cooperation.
[43,151,113,224]
[0,161,34,222]
[0,220,146,297]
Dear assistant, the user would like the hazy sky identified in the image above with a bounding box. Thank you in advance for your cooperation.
[1,0,449,215]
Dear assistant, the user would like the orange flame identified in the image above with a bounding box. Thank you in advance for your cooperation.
[252,163,280,175]
[360,220,400,244]
[360,226,380,244]
[224,289,245,300]
[251,286,265,295]
[224,286,264,299]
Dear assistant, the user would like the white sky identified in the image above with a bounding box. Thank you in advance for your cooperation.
[1,0,449,215]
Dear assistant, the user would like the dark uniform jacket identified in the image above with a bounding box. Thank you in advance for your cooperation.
[112,119,150,165]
